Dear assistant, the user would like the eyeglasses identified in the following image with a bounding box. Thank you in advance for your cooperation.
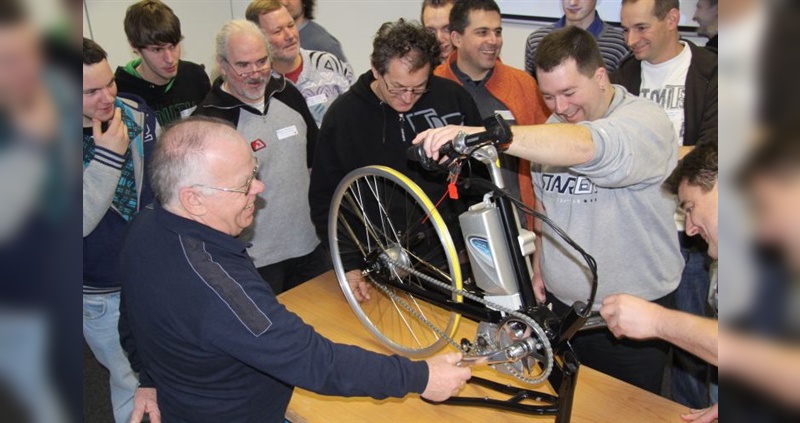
[194,158,260,195]
[380,75,429,97]
[223,57,271,78]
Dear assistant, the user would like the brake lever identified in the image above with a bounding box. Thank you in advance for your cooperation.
[415,139,463,172]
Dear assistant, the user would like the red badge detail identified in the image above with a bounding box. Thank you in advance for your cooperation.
[251,139,266,151]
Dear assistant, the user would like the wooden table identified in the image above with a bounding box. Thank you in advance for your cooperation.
[280,271,687,422]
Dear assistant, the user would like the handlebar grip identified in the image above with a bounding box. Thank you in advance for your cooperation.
[406,114,511,170]
[407,142,454,171]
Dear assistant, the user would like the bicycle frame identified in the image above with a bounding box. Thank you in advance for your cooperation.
[339,114,596,422]
[358,149,585,421]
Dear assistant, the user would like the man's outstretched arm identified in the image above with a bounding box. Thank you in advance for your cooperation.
[600,293,718,366]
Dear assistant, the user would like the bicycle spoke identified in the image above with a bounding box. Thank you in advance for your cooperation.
[329,167,462,357]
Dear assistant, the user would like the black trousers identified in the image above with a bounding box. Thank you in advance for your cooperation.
[548,290,676,395]
[257,244,332,295]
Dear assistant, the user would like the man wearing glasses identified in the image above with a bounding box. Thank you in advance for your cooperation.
[119,117,471,422]
[193,19,327,295]
[308,19,482,301]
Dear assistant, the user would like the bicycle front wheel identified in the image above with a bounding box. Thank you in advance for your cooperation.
[328,166,462,358]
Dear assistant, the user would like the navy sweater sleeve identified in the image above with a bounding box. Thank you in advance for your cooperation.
[118,288,154,387]
[202,256,429,398]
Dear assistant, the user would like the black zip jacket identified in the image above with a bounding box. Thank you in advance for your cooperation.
[611,40,718,147]
[194,76,318,169]
[114,60,211,127]
[309,71,483,253]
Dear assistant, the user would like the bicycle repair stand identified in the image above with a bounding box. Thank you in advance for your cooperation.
[424,302,589,423]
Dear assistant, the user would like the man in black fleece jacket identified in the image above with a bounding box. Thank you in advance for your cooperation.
[119,117,470,423]
[309,19,482,300]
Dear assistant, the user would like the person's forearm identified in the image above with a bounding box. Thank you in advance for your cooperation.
[655,309,718,366]
[722,332,800,408]
[505,124,595,167]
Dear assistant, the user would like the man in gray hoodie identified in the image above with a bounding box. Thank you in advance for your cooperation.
[193,20,327,295]
[413,26,682,394]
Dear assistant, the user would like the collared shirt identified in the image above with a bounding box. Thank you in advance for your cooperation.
[449,61,522,203]
[553,12,606,38]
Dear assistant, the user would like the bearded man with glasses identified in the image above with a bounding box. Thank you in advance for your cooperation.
[193,19,328,295]
[309,19,482,301]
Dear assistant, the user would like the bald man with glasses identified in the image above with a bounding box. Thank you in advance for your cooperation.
[193,19,328,295]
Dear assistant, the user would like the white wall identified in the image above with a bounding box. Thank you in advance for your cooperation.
[84,0,231,76]
[498,0,700,27]
[310,1,549,73]
[82,0,548,77]
[83,0,704,79]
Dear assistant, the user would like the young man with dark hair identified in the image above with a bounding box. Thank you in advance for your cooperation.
[525,0,628,76]
[434,0,549,228]
[309,19,482,300]
[83,37,159,423]
[415,26,682,394]
[246,0,352,127]
[114,0,211,126]
[280,0,348,64]
[421,0,456,61]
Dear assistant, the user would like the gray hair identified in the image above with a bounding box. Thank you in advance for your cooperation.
[215,19,270,64]
[149,116,238,207]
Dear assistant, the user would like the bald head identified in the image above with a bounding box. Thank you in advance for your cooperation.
[149,116,243,208]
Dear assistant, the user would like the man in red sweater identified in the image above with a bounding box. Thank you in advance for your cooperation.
[434,0,550,228]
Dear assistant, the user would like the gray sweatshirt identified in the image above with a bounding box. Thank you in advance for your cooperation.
[533,85,683,310]
[195,77,320,268]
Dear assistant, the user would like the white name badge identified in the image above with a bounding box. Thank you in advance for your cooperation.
[495,110,516,122]
[306,93,328,107]
[276,125,299,140]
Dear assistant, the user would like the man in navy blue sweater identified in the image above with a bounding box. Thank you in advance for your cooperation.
[118,116,470,423]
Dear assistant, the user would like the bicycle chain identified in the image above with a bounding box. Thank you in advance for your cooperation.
[371,258,554,385]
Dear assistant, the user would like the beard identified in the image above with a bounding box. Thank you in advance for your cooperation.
[237,75,268,101]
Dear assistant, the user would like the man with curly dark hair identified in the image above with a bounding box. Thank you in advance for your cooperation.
[309,19,482,300]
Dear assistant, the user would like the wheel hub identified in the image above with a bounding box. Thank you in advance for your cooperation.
[379,244,412,279]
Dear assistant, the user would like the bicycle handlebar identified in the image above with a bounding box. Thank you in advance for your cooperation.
[407,114,512,171]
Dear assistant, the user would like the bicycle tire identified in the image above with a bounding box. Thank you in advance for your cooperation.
[328,166,463,358]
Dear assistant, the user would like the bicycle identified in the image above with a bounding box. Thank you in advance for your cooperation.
[326,114,600,422]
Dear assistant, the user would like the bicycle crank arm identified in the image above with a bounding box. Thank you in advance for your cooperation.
[457,338,541,367]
